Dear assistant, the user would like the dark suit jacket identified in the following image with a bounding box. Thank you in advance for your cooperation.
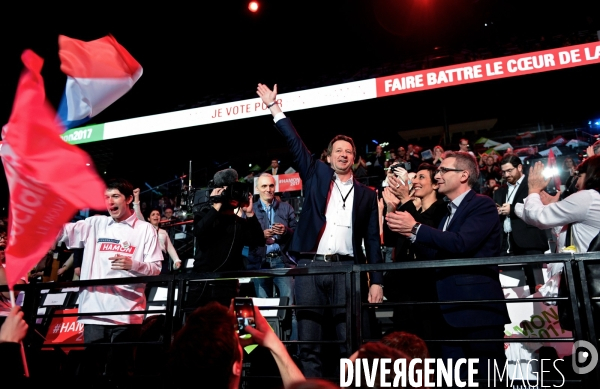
[493,178,549,252]
[416,190,510,328]
[247,199,297,267]
[275,117,383,284]
[400,198,447,261]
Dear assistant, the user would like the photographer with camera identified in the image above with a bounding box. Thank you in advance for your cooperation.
[188,168,264,307]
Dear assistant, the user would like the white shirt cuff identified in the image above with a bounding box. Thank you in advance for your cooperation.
[273,112,286,123]
[514,203,524,218]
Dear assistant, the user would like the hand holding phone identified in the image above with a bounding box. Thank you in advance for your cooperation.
[234,297,256,336]
[271,223,285,235]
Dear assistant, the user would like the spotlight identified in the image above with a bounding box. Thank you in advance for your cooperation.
[542,167,559,179]
[248,1,259,12]
[588,119,600,132]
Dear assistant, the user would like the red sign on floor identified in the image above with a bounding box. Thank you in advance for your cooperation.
[43,308,84,353]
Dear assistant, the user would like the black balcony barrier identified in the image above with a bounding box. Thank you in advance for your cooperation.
[356,253,596,388]
[2,252,600,387]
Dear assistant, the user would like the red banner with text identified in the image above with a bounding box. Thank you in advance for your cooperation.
[376,41,600,97]
[43,308,84,353]
[276,173,302,192]
[253,173,303,194]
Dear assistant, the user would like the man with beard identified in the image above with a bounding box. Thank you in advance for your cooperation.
[495,154,548,289]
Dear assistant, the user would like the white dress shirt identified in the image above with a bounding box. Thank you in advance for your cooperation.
[317,174,355,256]
[273,111,355,256]
[516,189,600,252]
[503,175,524,233]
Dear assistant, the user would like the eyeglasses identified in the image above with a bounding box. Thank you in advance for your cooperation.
[436,167,464,175]
[501,168,516,175]
[460,143,469,147]
[0,235,6,242]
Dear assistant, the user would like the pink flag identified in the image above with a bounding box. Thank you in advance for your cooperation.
[0,50,106,288]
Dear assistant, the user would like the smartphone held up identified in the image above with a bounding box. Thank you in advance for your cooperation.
[234,297,256,336]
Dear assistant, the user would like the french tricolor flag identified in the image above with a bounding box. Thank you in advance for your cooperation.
[57,34,143,130]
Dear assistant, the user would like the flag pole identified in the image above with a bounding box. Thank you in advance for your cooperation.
[189,160,192,189]
[9,289,30,378]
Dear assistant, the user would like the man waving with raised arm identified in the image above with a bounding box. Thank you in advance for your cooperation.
[257,83,383,378]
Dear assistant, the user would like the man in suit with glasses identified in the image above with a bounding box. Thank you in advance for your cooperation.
[386,151,510,382]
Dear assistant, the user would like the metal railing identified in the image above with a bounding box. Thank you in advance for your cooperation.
[3,251,600,386]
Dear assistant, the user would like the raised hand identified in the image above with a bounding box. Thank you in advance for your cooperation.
[0,306,28,343]
[242,194,255,217]
[382,187,400,212]
[528,161,551,195]
[540,190,561,205]
[256,83,277,104]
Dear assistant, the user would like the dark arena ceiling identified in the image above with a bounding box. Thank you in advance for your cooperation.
[1,1,600,206]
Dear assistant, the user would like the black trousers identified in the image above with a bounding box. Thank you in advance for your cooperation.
[79,323,141,379]
[436,321,508,387]
[502,232,546,291]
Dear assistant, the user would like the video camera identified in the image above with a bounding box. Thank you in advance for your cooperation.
[208,181,250,208]
[190,168,251,214]
[190,182,251,215]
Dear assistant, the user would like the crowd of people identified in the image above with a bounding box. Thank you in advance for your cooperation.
[2,82,600,387]
[358,137,588,202]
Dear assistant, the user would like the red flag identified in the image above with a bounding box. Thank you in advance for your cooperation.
[546,149,562,191]
[0,50,106,288]
[546,136,566,147]
[514,146,538,156]
[516,131,534,140]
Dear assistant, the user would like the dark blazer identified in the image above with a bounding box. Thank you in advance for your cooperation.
[494,178,549,252]
[275,117,383,284]
[400,198,448,261]
[247,198,298,267]
[416,190,510,328]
